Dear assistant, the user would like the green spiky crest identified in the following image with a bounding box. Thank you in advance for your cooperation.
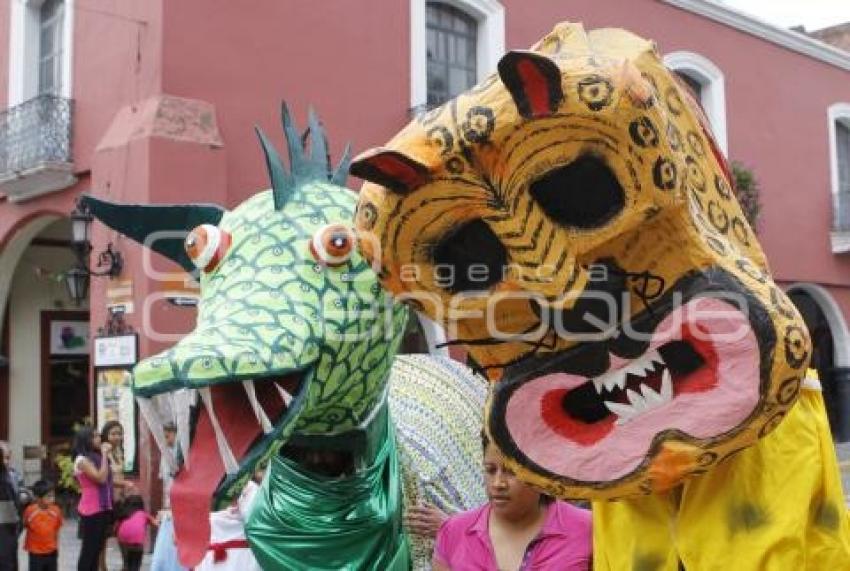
[256,103,352,211]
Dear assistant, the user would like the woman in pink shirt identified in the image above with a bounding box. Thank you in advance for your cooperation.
[73,425,113,571]
[433,433,592,570]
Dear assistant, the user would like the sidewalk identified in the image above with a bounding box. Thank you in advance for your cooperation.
[17,517,151,571]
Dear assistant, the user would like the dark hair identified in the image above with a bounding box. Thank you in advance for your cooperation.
[32,480,53,499]
[163,422,177,433]
[116,494,145,521]
[480,430,554,505]
[100,421,124,448]
[72,425,99,460]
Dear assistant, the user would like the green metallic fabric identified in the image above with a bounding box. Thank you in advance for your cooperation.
[246,402,410,570]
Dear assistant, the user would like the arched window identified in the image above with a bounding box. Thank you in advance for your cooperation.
[410,0,504,114]
[828,103,850,252]
[664,51,728,156]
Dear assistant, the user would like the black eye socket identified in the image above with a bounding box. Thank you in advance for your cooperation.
[433,219,507,293]
[529,155,625,229]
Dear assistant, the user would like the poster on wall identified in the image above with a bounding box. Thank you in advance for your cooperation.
[96,369,136,473]
[49,320,90,356]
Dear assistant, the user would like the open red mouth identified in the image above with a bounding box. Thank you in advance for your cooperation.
[498,295,762,483]
[170,374,301,567]
[541,328,718,447]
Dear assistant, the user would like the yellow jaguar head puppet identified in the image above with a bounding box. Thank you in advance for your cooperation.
[350,23,811,499]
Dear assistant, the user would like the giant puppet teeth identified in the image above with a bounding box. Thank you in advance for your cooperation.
[242,380,273,434]
[604,369,675,425]
[198,387,239,475]
[593,349,666,394]
[171,389,194,470]
[275,383,293,407]
[136,397,177,473]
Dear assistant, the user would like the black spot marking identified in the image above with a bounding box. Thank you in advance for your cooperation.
[629,116,659,148]
[667,122,683,151]
[357,202,378,231]
[707,201,730,234]
[784,325,809,369]
[665,86,685,115]
[728,501,769,534]
[731,217,750,246]
[577,75,613,111]
[685,156,706,192]
[715,174,733,200]
[697,451,718,467]
[771,287,796,320]
[461,106,495,144]
[735,258,767,283]
[446,156,465,174]
[706,235,727,256]
[427,125,454,156]
[777,376,801,405]
[687,131,706,157]
[653,158,678,190]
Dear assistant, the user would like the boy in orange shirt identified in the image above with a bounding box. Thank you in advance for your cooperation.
[23,480,63,571]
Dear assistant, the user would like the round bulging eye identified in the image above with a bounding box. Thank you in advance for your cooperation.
[310,224,355,267]
[185,224,231,272]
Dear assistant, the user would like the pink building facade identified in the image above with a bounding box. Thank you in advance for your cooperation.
[1,0,849,504]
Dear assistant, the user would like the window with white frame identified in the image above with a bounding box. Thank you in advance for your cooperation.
[39,0,65,95]
[828,104,850,242]
[410,0,504,114]
[8,0,74,105]
[427,3,477,106]
[664,51,728,156]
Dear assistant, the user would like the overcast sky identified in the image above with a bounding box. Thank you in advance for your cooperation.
[721,0,850,32]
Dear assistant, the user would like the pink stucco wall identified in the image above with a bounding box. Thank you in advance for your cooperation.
[160,0,411,207]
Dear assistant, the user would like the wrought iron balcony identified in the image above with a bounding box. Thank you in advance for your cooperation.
[0,94,76,202]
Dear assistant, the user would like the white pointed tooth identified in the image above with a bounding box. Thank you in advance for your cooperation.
[615,370,629,390]
[593,377,605,394]
[604,400,636,424]
[136,396,176,473]
[660,368,673,401]
[275,383,293,407]
[626,388,647,412]
[242,380,273,434]
[198,387,239,475]
[172,389,193,470]
[640,383,666,407]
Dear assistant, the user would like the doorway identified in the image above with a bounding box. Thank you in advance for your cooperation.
[40,310,90,446]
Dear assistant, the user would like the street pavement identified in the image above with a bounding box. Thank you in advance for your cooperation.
[17,517,151,571]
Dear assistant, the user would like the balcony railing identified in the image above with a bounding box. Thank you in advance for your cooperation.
[0,94,76,202]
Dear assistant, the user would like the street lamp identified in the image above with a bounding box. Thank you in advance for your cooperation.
[64,199,124,306]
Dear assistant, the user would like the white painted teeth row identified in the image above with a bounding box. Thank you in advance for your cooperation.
[604,369,673,425]
[135,381,293,475]
[592,349,664,394]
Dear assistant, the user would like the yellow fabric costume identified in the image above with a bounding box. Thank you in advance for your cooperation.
[594,376,850,570]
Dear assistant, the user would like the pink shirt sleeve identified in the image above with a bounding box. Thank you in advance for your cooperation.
[434,515,466,566]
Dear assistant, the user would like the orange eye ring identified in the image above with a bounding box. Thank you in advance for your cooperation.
[310,224,355,267]
[185,224,231,272]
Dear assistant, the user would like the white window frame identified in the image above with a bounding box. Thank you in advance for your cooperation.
[410,0,504,112]
[664,50,728,157]
[827,102,850,252]
[8,0,74,106]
